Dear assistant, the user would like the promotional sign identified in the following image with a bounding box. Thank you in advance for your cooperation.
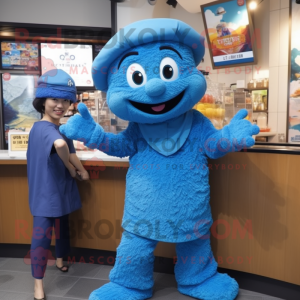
[288,0,300,143]
[8,131,29,157]
[201,0,256,68]
[41,43,94,87]
[1,42,39,70]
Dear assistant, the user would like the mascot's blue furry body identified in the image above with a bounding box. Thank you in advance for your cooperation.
[61,19,259,300]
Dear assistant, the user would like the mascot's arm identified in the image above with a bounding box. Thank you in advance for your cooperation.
[201,109,259,159]
[97,122,138,158]
[60,103,137,158]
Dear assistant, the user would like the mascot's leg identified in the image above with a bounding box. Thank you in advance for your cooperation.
[175,234,239,300]
[89,231,158,300]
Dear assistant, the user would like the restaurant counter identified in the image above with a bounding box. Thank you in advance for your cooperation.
[0,146,300,289]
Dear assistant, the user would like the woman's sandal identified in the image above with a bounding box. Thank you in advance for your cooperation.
[56,264,69,273]
[34,293,46,300]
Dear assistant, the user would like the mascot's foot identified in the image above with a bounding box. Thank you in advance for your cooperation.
[89,282,152,300]
[178,272,239,300]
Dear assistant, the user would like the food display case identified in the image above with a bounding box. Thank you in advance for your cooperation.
[194,75,255,130]
[66,84,252,139]
[93,91,129,134]
[69,90,129,135]
[234,89,252,122]
[223,88,253,124]
[66,90,129,150]
[194,75,225,129]
[223,88,234,126]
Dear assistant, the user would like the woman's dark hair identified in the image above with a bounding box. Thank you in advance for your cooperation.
[33,98,72,114]
[32,98,46,114]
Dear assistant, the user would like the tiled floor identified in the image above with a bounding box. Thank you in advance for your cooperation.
[0,257,283,300]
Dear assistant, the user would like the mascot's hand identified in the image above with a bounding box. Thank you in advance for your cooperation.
[225,109,259,150]
[60,103,104,148]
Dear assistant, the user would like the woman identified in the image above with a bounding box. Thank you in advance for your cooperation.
[27,69,89,300]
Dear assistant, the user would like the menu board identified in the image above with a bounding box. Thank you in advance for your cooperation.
[41,43,94,87]
[1,42,39,70]
[201,0,256,68]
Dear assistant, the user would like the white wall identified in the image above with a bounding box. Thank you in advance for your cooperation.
[0,0,111,28]
[117,0,170,30]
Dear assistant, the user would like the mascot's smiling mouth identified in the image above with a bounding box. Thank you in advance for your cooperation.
[129,90,185,115]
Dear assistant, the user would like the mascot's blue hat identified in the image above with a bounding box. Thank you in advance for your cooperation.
[36,69,77,103]
[92,18,205,92]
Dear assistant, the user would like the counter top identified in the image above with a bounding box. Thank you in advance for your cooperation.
[1,143,300,165]
[0,150,129,166]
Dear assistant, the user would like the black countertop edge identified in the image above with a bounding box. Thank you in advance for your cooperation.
[245,143,300,154]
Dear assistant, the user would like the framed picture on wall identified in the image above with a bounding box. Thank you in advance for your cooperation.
[200,0,257,69]
[1,74,41,149]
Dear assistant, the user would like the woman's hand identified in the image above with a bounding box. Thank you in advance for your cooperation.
[77,170,90,180]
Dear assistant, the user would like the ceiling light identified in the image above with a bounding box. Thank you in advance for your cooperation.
[249,1,258,10]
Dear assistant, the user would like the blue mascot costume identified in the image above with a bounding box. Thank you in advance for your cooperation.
[60,19,259,300]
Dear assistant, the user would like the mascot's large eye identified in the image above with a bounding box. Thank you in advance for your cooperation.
[127,63,147,88]
[160,57,178,82]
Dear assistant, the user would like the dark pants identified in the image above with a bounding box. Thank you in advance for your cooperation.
[30,214,70,279]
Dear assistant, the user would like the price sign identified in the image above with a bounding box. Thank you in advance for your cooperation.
[8,132,29,157]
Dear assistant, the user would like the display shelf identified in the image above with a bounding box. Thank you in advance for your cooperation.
[247,87,269,91]
[255,131,277,137]
[253,110,268,113]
